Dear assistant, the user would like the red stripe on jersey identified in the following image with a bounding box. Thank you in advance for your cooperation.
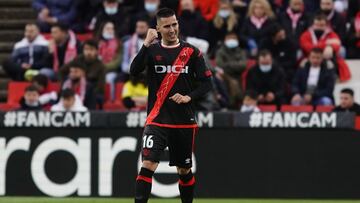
[148,122,198,129]
[136,175,152,183]
[145,47,194,125]
[179,176,196,186]
[192,127,198,152]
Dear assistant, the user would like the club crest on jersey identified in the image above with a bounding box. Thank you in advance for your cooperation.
[154,65,189,74]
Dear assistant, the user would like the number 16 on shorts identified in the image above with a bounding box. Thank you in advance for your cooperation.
[143,135,154,148]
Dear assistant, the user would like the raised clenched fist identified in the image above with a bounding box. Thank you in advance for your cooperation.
[144,29,158,47]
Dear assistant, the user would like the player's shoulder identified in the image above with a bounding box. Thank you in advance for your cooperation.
[181,40,202,56]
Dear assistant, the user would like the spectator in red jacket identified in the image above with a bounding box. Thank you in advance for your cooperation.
[300,14,351,81]
[193,0,219,21]
[319,0,346,43]
[346,12,360,59]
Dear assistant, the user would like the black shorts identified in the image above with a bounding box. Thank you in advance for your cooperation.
[141,125,198,168]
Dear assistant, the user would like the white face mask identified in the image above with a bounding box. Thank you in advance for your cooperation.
[105,7,118,15]
[225,39,239,49]
[103,32,114,40]
[145,2,158,13]
[218,9,230,18]
[259,64,272,73]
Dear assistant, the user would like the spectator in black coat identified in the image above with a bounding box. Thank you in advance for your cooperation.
[246,50,286,105]
[240,0,277,57]
[130,0,160,33]
[346,13,360,59]
[291,48,336,105]
[19,85,43,110]
[333,88,360,115]
[178,0,209,40]
[208,0,241,56]
[347,0,360,22]
[259,24,298,83]
[90,0,130,38]
[319,0,346,43]
[278,0,311,48]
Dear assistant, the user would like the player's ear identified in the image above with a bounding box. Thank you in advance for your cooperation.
[156,25,160,32]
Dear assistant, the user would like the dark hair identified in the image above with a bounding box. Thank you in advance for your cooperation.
[269,23,284,37]
[61,88,76,99]
[26,23,39,29]
[310,47,323,55]
[32,74,48,88]
[341,88,354,97]
[136,17,150,25]
[83,39,98,50]
[25,85,39,93]
[244,90,258,100]
[258,49,272,59]
[104,0,117,3]
[313,13,328,23]
[225,32,238,38]
[51,23,69,32]
[156,8,176,21]
[69,61,86,71]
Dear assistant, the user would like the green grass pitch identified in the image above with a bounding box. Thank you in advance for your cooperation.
[1,198,360,203]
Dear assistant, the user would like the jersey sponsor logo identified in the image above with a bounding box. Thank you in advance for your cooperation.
[154,65,189,74]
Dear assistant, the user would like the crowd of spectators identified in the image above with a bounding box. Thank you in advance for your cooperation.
[2,0,360,113]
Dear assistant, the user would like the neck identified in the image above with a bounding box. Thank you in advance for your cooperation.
[161,38,180,47]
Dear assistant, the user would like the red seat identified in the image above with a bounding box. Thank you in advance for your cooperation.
[280,105,313,112]
[114,82,125,103]
[41,33,93,42]
[258,105,277,112]
[315,105,334,112]
[103,83,126,111]
[0,103,20,111]
[7,82,31,105]
[241,59,256,91]
[104,83,111,103]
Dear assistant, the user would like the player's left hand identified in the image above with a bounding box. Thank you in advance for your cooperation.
[169,93,191,104]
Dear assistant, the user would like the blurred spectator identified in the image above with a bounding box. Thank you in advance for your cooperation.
[96,21,122,101]
[61,61,96,109]
[61,40,105,107]
[346,12,360,59]
[241,0,276,57]
[278,0,311,48]
[319,0,346,43]
[303,0,321,12]
[347,0,359,22]
[209,0,240,55]
[246,50,286,105]
[231,0,249,24]
[161,0,180,12]
[122,75,148,110]
[333,88,360,115]
[178,0,208,40]
[215,32,247,107]
[51,88,88,111]
[291,48,335,105]
[32,0,77,33]
[19,85,43,110]
[2,23,49,81]
[43,24,82,80]
[240,90,260,112]
[31,74,58,106]
[90,0,130,38]
[259,24,297,82]
[131,0,160,32]
[73,0,102,33]
[193,0,219,21]
[299,14,350,81]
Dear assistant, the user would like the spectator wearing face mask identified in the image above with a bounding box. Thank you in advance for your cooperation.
[61,61,96,109]
[19,85,43,110]
[300,14,351,81]
[90,0,130,38]
[178,0,209,40]
[240,90,260,113]
[60,40,106,107]
[51,88,88,111]
[209,0,241,56]
[241,0,277,57]
[333,88,360,115]
[278,0,311,49]
[131,0,160,33]
[291,48,336,106]
[319,0,346,43]
[259,24,297,83]
[346,12,360,59]
[215,32,247,107]
[246,50,286,105]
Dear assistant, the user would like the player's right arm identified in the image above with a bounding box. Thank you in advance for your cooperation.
[129,29,158,76]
